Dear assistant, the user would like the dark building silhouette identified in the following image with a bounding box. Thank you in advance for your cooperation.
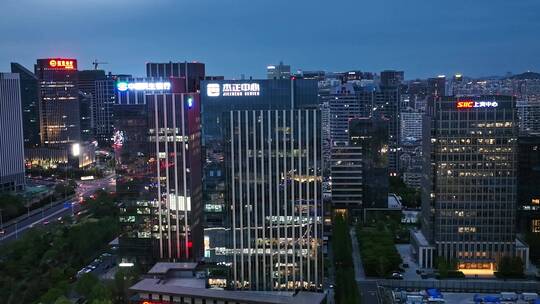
[517,136,540,235]
[10,63,40,148]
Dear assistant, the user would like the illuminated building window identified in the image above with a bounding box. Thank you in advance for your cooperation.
[458,226,476,233]
[532,220,540,233]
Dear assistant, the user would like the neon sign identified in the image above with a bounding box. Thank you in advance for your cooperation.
[457,100,498,109]
[206,83,260,97]
[48,59,76,70]
[117,81,171,92]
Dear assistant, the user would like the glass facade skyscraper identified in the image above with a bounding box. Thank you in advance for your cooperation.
[35,58,80,146]
[200,78,321,291]
[223,109,323,291]
[419,95,528,270]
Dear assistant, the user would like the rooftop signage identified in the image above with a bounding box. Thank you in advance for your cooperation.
[457,100,498,109]
[47,58,76,70]
[117,81,171,92]
[206,83,260,97]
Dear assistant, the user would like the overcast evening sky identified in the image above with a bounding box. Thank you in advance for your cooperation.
[1,0,539,79]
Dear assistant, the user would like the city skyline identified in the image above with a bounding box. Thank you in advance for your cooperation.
[1,2,540,303]
[1,0,540,79]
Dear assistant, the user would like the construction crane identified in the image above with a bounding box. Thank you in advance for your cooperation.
[92,59,108,70]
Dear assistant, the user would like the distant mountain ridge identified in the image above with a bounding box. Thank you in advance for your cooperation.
[507,71,540,80]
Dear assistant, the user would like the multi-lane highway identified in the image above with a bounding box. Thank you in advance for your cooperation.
[0,175,115,244]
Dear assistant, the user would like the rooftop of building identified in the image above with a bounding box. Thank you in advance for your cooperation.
[411,229,431,247]
[130,278,326,304]
[147,262,199,275]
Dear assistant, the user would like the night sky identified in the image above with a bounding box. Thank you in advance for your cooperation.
[1,0,539,79]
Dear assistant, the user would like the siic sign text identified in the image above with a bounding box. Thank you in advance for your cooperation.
[457,100,498,109]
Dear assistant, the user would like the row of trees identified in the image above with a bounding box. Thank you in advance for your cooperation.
[356,226,402,277]
[0,193,25,221]
[333,215,360,304]
[69,267,139,304]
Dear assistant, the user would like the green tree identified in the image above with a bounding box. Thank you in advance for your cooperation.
[75,273,99,297]
[511,257,524,276]
[40,287,65,304]
[498,256,512,277]
[88,283,112,303]
[54,296,72,304]
[332,214,359,304]
[0,193,25,220]
[91,299,113,304]
[114,267,140,303]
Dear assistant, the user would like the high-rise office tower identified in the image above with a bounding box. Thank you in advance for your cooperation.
[10,63,40,148]
[35,58,80,146]
[115,102,153,263]
[78,70,116,145]
[377,71,402,173]
[200,78,322,290]
[349,117,389,209]
[380,70,404,87]
[320,83,361,147]
[0,73,25,191]
[148,92,203,260]
[78,91,93,142]
[517,136,540,235]
[146,62,205,93]
[517,98,540,136]
[267,61,291,79]
[116,77,203,263]
[330,145,363,216]
[224,109,322,291]
[427,76,446,98]
[416,95,529,270]
[400,110,424,142]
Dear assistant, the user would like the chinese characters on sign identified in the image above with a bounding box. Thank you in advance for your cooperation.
[116,81,171,92]
[457,100,498,109]
[206,83,260,97]
[48,59,76,70]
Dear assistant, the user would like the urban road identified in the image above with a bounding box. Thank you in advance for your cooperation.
[0,175,115,245]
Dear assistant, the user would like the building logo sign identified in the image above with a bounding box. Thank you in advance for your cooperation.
[207,83,220,97]
[457,100,498,109]
[206,83,260,97]
[48,59,76,70]
[116,81,171,92]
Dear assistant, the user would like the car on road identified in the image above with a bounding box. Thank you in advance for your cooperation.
[0,229,5,236]
[391,272,404,280]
